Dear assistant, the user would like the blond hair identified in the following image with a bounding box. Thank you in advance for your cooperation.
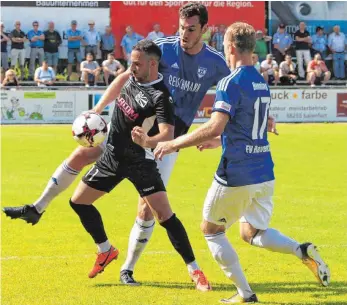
[224,22,256,54]
[5,69,16,77]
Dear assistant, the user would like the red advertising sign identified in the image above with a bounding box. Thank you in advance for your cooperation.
[110,1,265,57]
[337,93,347,117]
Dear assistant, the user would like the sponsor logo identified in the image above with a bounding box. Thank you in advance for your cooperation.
[197,66,207,78]
[218,218,227,223]
[168,75,201,93]
[214,101,231,112]
[252,82,269,91]
[136,238,148,243]
[171,62,179,69]
[134,91,148,108]
[271,90,328,100]
[337,93,347,117]
[143,186,155,192]
[51,177,58,185]
[117,97,139,121]
[246,145,270,154]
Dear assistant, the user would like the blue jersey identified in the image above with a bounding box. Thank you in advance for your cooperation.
[213,66,275,187]
[155,36,230,137]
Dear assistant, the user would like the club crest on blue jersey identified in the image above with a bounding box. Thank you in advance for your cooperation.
[197,66,207,78]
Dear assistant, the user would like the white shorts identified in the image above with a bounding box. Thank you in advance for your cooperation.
[99,122,178,187]
[203,179,275,230]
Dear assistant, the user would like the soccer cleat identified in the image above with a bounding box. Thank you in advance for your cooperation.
[300,243,330,287]
[190,270,211,292]
[120,270,141,286]
[220,293,258,304]
[88,246,119,278]
[2,204,43,225]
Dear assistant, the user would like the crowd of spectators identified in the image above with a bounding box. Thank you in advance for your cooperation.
[0,19,346,88]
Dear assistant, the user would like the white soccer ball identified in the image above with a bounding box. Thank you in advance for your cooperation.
[72,112,108,147]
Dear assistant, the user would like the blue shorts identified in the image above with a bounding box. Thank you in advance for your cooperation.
[45,52,59,66]
[68,48,81,64]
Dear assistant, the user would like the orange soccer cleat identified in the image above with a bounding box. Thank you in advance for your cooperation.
[88,246,119,278]
[190,269,212,292]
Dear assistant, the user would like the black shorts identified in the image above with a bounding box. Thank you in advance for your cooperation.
[82,149,165,197]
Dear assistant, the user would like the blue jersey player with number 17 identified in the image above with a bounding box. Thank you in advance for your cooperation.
[154,22,330,304]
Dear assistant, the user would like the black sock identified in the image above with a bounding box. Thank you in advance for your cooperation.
[160,213,195,264]
[70,199,108,244]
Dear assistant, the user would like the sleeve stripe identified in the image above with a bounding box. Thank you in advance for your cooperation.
[217,68,241,91]
[206,45,227,62]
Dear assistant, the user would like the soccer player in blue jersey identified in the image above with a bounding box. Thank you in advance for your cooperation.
[154,22,330,303]
[4,3,230,287]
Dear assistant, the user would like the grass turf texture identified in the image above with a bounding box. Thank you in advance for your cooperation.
[1,123,347,305]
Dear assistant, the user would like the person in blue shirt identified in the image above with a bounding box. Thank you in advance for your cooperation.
[66,20,83,81]
[272,23,292,67]
[154,22,330,304]
[3,1,230,288]
[100,26,116,60]
[27,21,45,79]
[311,26,327,58]
[121,25,144,66]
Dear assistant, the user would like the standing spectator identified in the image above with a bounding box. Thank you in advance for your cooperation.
[66,20,83,81]
[272,23,292,66]
[279,55,297,85]
[211,24,226,54]
[260,54,279,86]
[34,60,56,87]
[80,53,100,87]
[307,53,331,87]
[252,53,261,73]
[102,53,125,85]
[121,26,143,66]
[1,22,10,71]
[294,22,312,79]
[9,21,26,80]
[328,25,346,80]
[100,26,115,61]
[202,27,212,46]
[27,21,45,80]
[147,23,164,41]
[83,20,100,58]
[2,69,19,87]
[254,30,268,63]
[43,21,62,73]
[311,26,327,58]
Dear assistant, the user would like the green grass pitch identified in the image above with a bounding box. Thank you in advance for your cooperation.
[1,123,347,305]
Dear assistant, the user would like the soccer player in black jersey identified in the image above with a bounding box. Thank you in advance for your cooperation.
[68,40,211,291]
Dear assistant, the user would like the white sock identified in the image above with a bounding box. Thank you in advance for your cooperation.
[187,260,199,273]
[205,232,254,298]
[97,240,111,253]
[33,160,80,213]
[251,228,303,259]
[121,217,155,272]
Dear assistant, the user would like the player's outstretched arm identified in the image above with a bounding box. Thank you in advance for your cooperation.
[154,112,228,160]
[197,136,222,151]
[93,69,131,114]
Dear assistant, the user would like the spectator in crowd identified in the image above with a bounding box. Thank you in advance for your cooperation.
[66,20,83,81]
[294,21,312,79]
[44,21,62,73]
[263,28,273,53]
[83,20,100,58]
[202,27,211,46]
[279,54,297,85]
[272,23,292,66]
[254,30,268,63]
[311,26,327,58]
[328,25,346,80]
[2,69,19,87]
[211,24,226,54]
[27,21,45,80]
[9,21,26,80]
[100,26,115,61]
[307,53,331,87]
[1,22,10,71]
[102,53,125,86]
[252,53,261,73]
[121,25,144,66]
[261,54,279,86]
[80,52,100,87]
[34,60,56,87]
[147,23,164,41]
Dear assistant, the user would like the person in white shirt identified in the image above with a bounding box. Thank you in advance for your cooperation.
[34,60,56,87]
[102,53,125,85]
[328,25,346,79]
[261,54,279,85]
[146,23,164,41]
[80,53,100,87]
[252,53,261,73]
[279,55,297,85]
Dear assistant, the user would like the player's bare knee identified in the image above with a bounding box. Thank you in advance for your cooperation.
[240,223,258,244]
[201,220,224,235]
[137,198,154,221]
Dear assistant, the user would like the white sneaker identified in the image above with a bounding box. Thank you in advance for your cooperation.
[310,84,316,87]
[321,84,326,87]
[85,84,90,88]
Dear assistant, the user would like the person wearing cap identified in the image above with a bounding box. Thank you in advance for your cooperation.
[1,22,10,71]
[294,22,312,79]
[83,20,100,58]
[311,26,327,58]
[44,21,62,73]
[272,24,292,67]
[121,25,144,66]
[254,30,268,63]
[260,54,279,86]
[66,20,83,81]
[328,25,346,80]
[9,21,26,80]
[27,21,45,79]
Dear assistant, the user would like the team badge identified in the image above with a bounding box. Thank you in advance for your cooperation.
[197,66,207,78]
[135,91,148,108]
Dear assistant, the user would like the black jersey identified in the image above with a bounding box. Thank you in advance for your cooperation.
[107,73,174,157]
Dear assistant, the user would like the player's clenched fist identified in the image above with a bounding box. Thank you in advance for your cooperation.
[131,126,148,147]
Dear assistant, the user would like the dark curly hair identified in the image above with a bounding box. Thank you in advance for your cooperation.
[132,39,162,61]
[179,2,208,28]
